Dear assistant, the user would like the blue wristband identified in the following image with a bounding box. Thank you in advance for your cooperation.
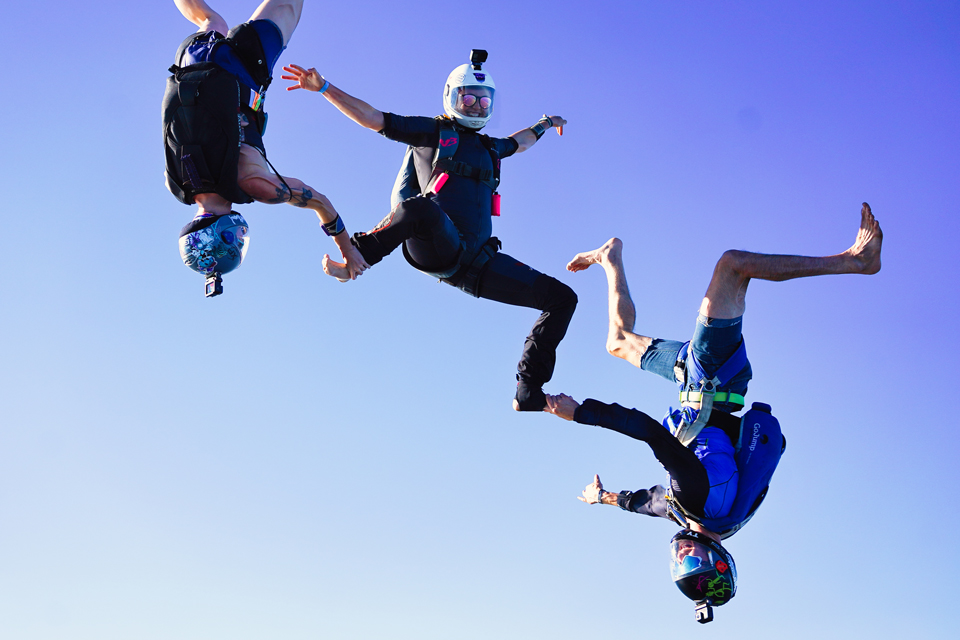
[321,214,345,236]
[318,78,330,94]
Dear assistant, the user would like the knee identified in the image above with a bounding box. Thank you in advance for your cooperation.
[716,249,747,276]
[605,332,627,359]
[207,16,230,35]
[396,197,440,225]
[547,278,578,312]
[550,278,580,309]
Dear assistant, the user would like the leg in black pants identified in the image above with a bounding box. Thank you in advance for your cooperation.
[475,253,578,411]
[352,196,462,272]
[353,197,578,410]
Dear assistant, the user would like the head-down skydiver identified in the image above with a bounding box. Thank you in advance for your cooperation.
[544,204,883,622]
[281,52,577,411]
[163,0,368,296]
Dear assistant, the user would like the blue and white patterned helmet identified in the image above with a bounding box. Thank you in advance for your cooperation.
[178,212,250,276]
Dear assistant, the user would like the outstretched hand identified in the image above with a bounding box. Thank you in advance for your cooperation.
[545,115,567,135]
[578,474,605,504]
[544,393,579,420]
[282,64,325,92]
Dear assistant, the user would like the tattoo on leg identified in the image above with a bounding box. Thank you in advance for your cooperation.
[292,188,313,208]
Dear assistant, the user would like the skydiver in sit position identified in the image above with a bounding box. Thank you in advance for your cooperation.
[164,0,367,295]
[544,204,883,621]
[282,52,576,410]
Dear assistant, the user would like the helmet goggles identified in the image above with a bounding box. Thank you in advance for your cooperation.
[449,85,495,122]
[460,93,492,109]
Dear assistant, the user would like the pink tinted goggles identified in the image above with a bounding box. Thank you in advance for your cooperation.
[460,94,492,109]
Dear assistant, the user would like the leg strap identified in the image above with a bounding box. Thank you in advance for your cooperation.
[444,236,502,297]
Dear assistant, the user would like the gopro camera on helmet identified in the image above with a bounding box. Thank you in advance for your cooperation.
[470,49,487,69]
[694,600,714,624]
[205,272,223,297]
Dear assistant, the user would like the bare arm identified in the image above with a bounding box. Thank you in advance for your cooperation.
[282,65,385,131]
[510,115,567,153]
[237,148,370,279]
[236,146,337,217]
[173,0,228,33]
[578,474,618,505]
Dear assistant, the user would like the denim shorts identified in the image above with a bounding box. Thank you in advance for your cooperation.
[640,314,752,412]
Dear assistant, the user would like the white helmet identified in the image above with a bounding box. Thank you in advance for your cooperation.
[443,50,496,130]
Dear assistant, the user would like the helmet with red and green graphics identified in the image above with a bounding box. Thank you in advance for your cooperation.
[670,529,737,610]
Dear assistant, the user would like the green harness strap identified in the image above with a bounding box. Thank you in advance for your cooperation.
[679,390,745,407]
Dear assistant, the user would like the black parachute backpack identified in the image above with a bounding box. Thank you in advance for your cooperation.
[161,24,275,206]
[162,59,253,205]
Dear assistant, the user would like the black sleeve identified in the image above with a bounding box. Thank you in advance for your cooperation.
[573,399,663,442]
[617,485,672,519]
[577,398,710,520]
[379,113,439,147]
[492,135,520,159]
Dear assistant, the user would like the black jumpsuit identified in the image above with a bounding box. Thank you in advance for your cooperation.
[352,113,578,410]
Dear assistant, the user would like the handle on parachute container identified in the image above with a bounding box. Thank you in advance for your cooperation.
[427,172,449,195]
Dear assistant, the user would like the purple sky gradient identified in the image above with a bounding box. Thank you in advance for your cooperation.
[1,1,957,637]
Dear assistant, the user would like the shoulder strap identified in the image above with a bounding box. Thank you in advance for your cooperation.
[478,134,502,191]
[435,118,460,163]
[391,117,456,205]
[420,118,459,193]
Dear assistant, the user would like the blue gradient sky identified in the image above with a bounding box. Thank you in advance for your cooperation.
[2,1,958,638]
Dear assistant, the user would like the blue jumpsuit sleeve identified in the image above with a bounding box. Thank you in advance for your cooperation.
[378,113,439,147]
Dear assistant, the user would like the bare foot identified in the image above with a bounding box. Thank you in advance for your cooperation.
[322,254,351,283]
[567,237,623,273]
[845,202,883,274]
[512,398,552,412]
